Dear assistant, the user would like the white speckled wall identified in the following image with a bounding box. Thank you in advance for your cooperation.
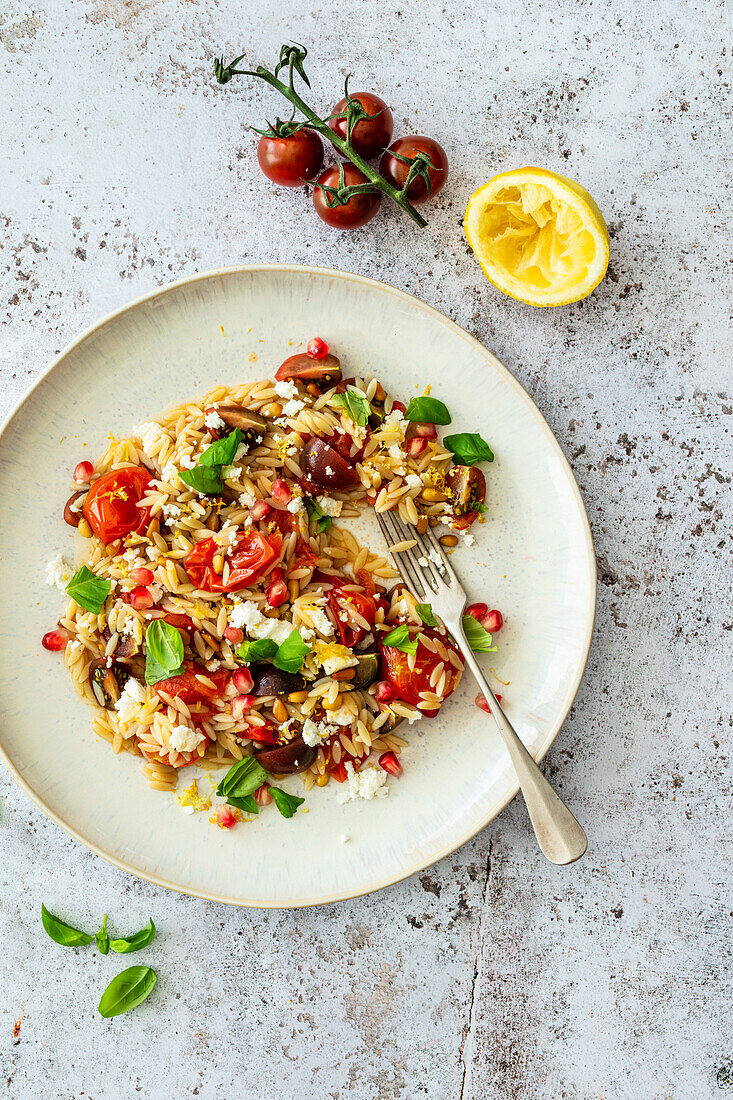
[1,1,730,1096]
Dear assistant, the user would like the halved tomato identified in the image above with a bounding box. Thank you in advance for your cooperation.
[328,586,377,648]
[154,662,230,706]
[184,531,278,592]
[82,467,153,544]
[379,625,462,714]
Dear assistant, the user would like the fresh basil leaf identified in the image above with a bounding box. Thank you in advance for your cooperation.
[98,965,157,1019]
[273,629,310,673]
[216,756,269,800]
[462,615,498,653]
[41,904,94,947]
[199,428,243,468]
[65,565,111,615]
[95,913,110,955]
[109,918,156,955]
[179,464,223,495]
[269,787,305,818]
[415,603,437,627]
[475,501,488,514]
[226,794,259,815]
[382,623,419,655]
[144,619,184,685]
[332,386,370,427]
[235,638,278,664]
[405,396,451,425]
[444,432,494,466]
[305,497,332,533]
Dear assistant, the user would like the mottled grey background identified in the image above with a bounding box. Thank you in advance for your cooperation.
[1,1,731,1097]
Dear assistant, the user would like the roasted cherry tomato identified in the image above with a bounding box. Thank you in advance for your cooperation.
[312,164,381,229]
[82,466,153,544]
[328,92,393,159]
[379,136,449,204]
[257,128,324,186]
[246,720,280,746]
[328,585,377,648]
[268,509,318,570]
[184,531,277,592]
[379,625,461,713]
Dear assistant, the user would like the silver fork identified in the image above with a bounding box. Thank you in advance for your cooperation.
[375,509,587,865]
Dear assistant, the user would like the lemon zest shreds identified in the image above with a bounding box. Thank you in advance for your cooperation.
[178,781,212,812]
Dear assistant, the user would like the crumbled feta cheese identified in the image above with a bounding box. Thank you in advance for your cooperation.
[307,606,334,638]
[229,600,295,645]
[238,490,256,508]
[206,658,221,671]
[427,546,447,573]
[385,407,405,424]
[234,442,250,461]
[134,421,167,454]
[274,379,298,399]
[302,717,337,747]
[324,466,335,476]
[114,677,147,722]
[281,397,306,417]
[461,531,476,546]
[221,465,238,481]
[169,724,206,754]
[287,496,305,513]
[161,501,181,523]
[179,455,195,470]
[405,473,423,491]
[204,409,226,431]
[388,442,404,462]
[326,702,356,726]
[320,645,358,675]
[120,618,137,638]
[337,762,389,803]
[316,496,342,517]
[46,553,72,591]
[417,555,429,568]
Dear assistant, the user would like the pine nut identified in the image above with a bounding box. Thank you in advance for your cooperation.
[439,534,459,547]
[288,689,310,703]
[273,698,288,723]
[261,402,283,418]
[332,668,356,681]
[77,518,93,538]
[212,553,225,574]
[416,515,429,534]
[422,488,449,503]
[316,773,329,787]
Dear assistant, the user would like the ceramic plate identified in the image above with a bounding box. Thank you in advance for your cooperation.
[0,266,595,907]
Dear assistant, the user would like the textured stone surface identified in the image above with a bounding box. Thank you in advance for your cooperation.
[1,1,731,1097]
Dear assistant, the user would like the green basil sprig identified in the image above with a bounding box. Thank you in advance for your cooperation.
[95,914,110,955]
[217,756,269,802]
[305,497,332,533]
[144,619,184,685]
[272,629,310,673]
[65,565,111,615]
[462,615,498,653]
[235,638,278,663]
[179,428,244,495]
[41,904,94,947]
[331,386,370,427]
[269,787,305,818]
[179,465,225,495]
[110,918,157,954]
[444,432,494,466]
[382,623,419,655]
[415,603,437,627]
[98,965,157,1018]
[405,396,451,425]
[199,428,244,467]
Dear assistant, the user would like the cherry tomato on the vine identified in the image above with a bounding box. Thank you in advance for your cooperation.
[328,92,394,160]
[379,136,449,203]
[312,163,381,229]
[256,128,324,187]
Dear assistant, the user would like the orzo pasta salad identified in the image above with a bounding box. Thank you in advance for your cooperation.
[44,339,501,827]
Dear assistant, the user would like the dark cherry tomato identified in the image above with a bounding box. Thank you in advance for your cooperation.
[379,136,449,204]
[379,625,461,713]
[256,128,324,187]
[446,466,486,531]
[184,531,278,592]
[312,164,381,229]
[82,467,153,544]
[328,92,393,160]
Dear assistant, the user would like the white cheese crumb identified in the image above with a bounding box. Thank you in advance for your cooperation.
[161,501,182,523]
[308,607,334,638]
[417,555,429,568]
[181,804,195,815]
[405,473,423,491]
[46,553,72,591]
[326,701,356,726]
[168,724,206,754]
[337,762,389,803]
[239,490,256,508]
[461,532,476,546]
[316,496,342,517]
[302,717,337,747]
[324,466,335,476]
[286,497,305,513]
[204,409,227,431]
[114,677,147,722]
[320,648,358,675]
[234,442,250,461]
[281,397,306,417]
[221,465,238,481]
[274,379,298,399]
[229,600,295,645]
[134,421,168,455]
[385,408,404,424]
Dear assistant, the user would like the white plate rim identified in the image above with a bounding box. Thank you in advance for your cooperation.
[0,264,597,907]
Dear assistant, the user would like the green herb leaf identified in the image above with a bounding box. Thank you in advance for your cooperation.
[382,623,419,655]
[305,497,333,533]
[475,501,488,514]
[95,913,110,955]
[41,904,94,947]
[444,433,494,466]
[98,965,157,1018]
[109,918,156,955]
[216,756,269,800]
[415,603,437,627]
[273,629,310,673]
[199,429,244,468]
[144,619,184,685]
[226,794,259,815]
[65,565,111,615]
[179,464,224,495]
[331,386,370,427]
[462,615,498,653]
[269,787,305,818]
[235,638,278,664]
[405,396,451,425]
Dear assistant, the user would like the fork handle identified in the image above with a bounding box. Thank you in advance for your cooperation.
[458,643,587,865]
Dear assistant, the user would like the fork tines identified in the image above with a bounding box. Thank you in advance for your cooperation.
[375,508,455,597]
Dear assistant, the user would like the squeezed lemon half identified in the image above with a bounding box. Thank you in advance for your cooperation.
[464,168,610,306]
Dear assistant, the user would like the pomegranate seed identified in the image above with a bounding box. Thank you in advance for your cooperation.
[413,422,438,440]
[307,337,329,359]
[224,626,244,645]
[42,628,70,652]
[482,609,504,633]
[374,680,398,704]
[254,784,273,806]
[378,750,402,777]
[232,668,254,694]
[266,579,289,608]
[271,478,292,505]
[475,692,502,713]
[465,602,489,623]
[406,437,427,457]
[73,460,94,483]
[231,694,256,719]
[216,804,238,829]
[391,401,406,414]
[249,499,271,522]
[129,586,155,611]
[130,566,154,586]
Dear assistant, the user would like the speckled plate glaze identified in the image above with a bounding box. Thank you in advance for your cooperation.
[0,266,595,908]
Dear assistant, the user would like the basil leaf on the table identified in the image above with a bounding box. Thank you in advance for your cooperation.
[109,918,156,955]
[405,396,451,425]
[41,904,94,947]
[444,432,494,466]
[273,629,310,673]
[462,615,498,653]
[65,565,111,615]
[144,619,184,685]
[216,756,269,800]
[179,464,224,495]
[95,913,110,955]
[415,603,437,627]
[332,386,370,427]
[269,787,305,819]
[97,965,157,1019]
[305,497,332,533]
[199,428,243,468]
[226,794,259,815]
[235,638,278,664]
[382,623,419,655]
